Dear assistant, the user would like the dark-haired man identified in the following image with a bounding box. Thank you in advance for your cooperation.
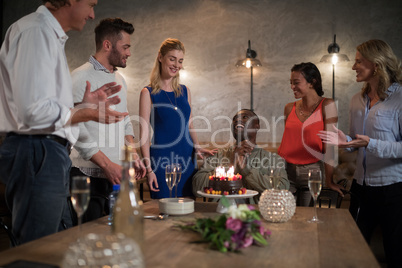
[0,0,128,244]
[193,109,289,202]
[70,18,146,223]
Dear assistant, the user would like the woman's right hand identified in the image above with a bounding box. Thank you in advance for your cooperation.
[318,125,348,146]
[147,172,160,192]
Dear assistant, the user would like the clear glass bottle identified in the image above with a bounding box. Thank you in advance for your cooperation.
[113,145,144,251]
[108,184,120,226]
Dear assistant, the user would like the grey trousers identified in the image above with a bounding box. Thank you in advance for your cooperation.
[285,161,324,207]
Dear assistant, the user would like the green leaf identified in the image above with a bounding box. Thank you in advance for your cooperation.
[251,232,268,246]
[220,195,230,208]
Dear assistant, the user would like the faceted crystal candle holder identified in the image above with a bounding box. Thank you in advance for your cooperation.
[63,233,144,268]
[258,189,296,223]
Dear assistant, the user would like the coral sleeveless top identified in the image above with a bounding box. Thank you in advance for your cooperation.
[278,99,325,165]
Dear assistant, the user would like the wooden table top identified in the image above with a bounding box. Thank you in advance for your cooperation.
[0,200,379,268]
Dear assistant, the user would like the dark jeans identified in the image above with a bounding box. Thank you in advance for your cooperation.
[0,135,73,244]
[350,180,402,268]
[70,167,112,224]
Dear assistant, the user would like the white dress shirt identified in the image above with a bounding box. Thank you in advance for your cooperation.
[0,5,77,142]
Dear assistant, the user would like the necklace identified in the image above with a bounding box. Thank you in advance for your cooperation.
[298,98,321,117]
[163,90,178,110]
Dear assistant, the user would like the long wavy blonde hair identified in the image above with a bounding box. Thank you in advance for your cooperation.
[357,39,402,100]
[149,38,185,97]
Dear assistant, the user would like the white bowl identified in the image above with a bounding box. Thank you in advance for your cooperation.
[159,198,194,215]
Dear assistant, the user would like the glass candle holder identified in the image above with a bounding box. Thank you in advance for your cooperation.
[258,189,296,223]
[63,233,144,268]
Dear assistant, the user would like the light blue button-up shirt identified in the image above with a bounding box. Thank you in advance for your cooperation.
[347,83,402,186]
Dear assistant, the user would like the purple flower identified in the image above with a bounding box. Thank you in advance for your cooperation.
[253,220,261,226]
[265,229,272,238]
[226,218,243,232]
[242,236,253,248]
[259,225,265,236]
[247,205,255,211]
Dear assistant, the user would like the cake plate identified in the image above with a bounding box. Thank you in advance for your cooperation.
[197,190,258,213]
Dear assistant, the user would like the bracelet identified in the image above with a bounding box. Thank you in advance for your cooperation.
[146,170,154,175]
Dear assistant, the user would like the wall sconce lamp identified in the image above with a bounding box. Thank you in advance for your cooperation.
[236,40,262,111]
[320,34,349,100]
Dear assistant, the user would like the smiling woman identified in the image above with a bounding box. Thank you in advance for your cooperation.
[139,38,216,199]
[278,62,340,207]
[318,39,402,268]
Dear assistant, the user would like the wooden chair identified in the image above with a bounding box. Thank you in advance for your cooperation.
[318,187,343,208]
[317,179,350,208]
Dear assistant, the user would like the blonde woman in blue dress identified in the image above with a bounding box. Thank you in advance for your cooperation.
[139,38,216,199]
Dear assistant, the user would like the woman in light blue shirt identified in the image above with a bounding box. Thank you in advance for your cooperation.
[319,39,402,268]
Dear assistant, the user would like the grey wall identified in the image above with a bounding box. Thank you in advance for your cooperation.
[3,0,402,148]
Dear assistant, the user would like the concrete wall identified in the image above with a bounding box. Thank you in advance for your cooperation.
[2,0,402,147]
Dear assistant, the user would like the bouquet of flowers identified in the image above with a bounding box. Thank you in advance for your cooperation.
[177,199,271,253]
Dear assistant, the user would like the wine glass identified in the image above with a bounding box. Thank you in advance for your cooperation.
[307,169,323,223]
[71,176,91,230]
[174,164,182,198]
[165,165,177,198]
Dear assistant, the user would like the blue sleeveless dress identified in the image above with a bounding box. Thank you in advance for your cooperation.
[146,85,196,199]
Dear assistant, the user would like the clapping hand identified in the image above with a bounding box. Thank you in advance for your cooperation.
[317,125,347,146]
[318,125,369,148]
[234,140,254,169]
[82,81,122,106]
[76,81,128,124]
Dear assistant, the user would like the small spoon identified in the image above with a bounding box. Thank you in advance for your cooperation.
[144,213,169,220]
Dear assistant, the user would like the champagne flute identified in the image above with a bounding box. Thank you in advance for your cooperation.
[174,164,182,198]
[307,169,323,223]
[71,176,91,230]
[165,165,177,198]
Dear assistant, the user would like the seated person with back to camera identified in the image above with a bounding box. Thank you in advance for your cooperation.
[192,109,290,203]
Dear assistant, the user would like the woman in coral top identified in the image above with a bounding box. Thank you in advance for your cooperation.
[278,62,342,206]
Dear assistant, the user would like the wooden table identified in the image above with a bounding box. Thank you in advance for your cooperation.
[0,201,379,268]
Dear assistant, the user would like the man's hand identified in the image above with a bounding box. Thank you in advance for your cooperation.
[71,81,128,124]
[103,161,123,185]
[82,81,122,105]
[234,140,254,157]
[234,140,254,169]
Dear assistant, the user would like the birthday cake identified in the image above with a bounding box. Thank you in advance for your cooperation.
[203,166,246,195]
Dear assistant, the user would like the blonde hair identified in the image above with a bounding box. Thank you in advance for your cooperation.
[149,38,185,97]
[357,39,402,100]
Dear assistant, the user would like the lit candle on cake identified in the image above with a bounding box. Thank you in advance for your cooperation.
[226,166,235,178]
[215,166,225,177]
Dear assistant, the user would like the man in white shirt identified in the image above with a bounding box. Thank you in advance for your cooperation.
[0,0,127,244]
[70,18,146,223]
